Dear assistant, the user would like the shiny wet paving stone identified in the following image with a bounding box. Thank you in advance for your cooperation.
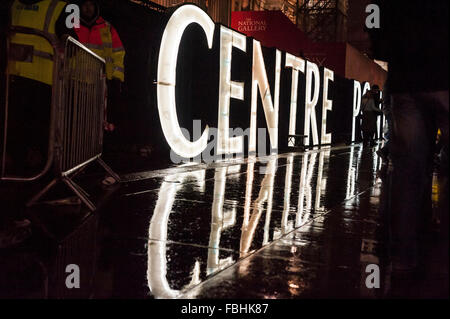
[97,144,396,298]
[182,188,384,299]
[2,144,447,299]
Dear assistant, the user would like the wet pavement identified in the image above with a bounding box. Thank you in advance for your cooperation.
[1,143,448,298]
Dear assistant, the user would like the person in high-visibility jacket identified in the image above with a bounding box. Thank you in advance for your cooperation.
[5,0,75,175]
[8,0,75,85]
[74,0,125,83]
[73,0,126,150]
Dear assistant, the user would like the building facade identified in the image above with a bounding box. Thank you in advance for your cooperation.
[150,0,233,26]
[232,0,348,42]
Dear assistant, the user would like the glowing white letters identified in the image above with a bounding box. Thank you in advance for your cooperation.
[285,53,305,147]
[321,68,334,145]
[217,26,247,155]
[156,5,373,160]
[352,80,362,142]
[249,40,281,153]
[363,82,371,96]
[304,61,320,147]
[157,5,214,158]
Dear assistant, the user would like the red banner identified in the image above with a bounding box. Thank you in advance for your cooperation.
[231,10,386,87]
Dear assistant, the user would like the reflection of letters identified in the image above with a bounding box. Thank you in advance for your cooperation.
[147,170,205,298]
[297,153,317,226]
[281,155,294,234]
[346,145,363,199]
[207,167,237,275]
[295,150,330,227]
[240,159,277,255]
[146,146,347,298]
[315,150,330,211]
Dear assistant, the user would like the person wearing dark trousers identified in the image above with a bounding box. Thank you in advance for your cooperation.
[377,79,392,162]
[1,0,75,247]
[5,0,75,176]
[369,0,449,275]
[361,89,383,147]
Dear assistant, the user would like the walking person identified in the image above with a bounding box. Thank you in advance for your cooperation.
[361,88,383,147]
[377,79,392,162]
[369,0,449,278]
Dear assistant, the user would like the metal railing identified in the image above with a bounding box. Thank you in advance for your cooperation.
[1,27,120,211]
[1,26,60,182]
[59,37,105,175]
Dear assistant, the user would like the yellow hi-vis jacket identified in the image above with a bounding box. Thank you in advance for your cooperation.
[8,0,66,85]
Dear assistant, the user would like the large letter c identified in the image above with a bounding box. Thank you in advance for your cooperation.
[157,5,214,158]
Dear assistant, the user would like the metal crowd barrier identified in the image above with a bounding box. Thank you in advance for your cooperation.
[1,27,120,211]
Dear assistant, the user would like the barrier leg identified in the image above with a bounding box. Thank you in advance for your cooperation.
[26,157,120,212]
[61,176,96,211]
[26,178,59,207]
[97,157,121,182]
[27,176,96,211]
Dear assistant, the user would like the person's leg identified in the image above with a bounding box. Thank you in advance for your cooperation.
[6,77,51,176]
[104,80,126,152]
[5,76,28,174]
[390,92,434,270]
[426,91,449,236]
[362,130,370,146]
[430,91,449,174]
[378,114,392,160]
[385,113,393,151]
[369,131,376,146]
[27,80,51,174]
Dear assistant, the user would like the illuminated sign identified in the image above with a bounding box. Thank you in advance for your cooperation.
[217,26,246,155]
[157,5,214,158]
[285,53,305,147]
[249,41,280,153]
[157,4,377,160]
